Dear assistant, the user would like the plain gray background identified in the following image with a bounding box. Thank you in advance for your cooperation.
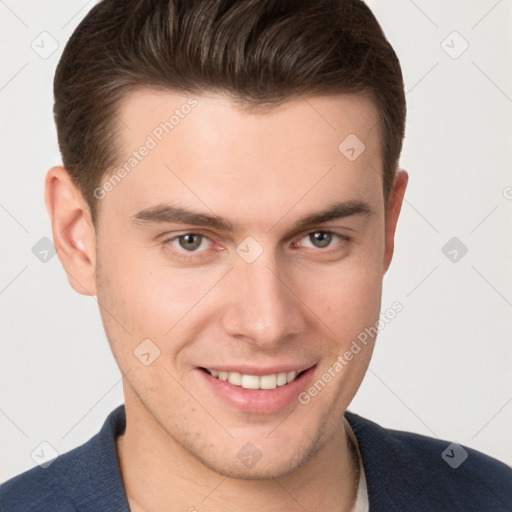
[1,0,511,482]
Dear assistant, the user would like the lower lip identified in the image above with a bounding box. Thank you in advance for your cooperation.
[196,367,316,414]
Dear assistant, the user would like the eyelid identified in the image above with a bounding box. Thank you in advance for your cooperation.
[165,232,214,249]
[161,229,214,242]
[293,228,350,244]
[288,231,351,255]
[164,229,235,261]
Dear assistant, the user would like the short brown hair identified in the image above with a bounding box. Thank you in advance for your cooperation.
[54,0,406,224]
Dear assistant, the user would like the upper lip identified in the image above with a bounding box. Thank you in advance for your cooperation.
[199,364,316,376]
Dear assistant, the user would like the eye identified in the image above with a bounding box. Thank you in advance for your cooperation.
[298,231,347,249]
[169,233,211,252]
[307,231,333,248]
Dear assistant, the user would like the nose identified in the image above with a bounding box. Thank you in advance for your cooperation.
[220,253,306,349]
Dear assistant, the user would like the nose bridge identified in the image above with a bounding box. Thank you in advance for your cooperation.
[221,251,305,346]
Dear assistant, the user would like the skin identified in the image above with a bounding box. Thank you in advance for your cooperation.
[45,90,408,512]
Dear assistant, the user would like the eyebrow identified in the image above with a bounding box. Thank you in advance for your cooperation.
[291,200,372,231]
[132,200,372,232]
[133,204,235,231]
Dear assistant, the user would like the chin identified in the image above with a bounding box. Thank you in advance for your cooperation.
[183,426,325,481]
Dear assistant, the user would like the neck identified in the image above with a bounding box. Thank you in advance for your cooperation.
[116,401,359,512]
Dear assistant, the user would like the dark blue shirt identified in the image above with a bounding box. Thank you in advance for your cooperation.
[1,405,511,511]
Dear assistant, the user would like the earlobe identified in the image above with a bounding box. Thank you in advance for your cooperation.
[383,169,408,273]
[45,166,98,296]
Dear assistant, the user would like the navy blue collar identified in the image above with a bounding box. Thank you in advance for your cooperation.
[64,405,510,512]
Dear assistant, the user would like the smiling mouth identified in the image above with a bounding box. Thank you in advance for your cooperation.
[200,367,307,390]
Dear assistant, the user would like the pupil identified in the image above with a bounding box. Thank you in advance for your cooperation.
[310,232,331,248]
[179,234,201,250]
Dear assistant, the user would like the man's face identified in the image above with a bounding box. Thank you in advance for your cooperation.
[92,90,395,478]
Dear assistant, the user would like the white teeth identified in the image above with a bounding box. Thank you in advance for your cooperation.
[241,374,260,389]
[206,368,301,389]
[276,372,287,386]
[287,370,297,383]
[259,374,277,389]
[227,372,242,386]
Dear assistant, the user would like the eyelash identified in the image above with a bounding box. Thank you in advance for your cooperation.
[162,230,351,261]
[291,232,351,251]
[162,233,217,261]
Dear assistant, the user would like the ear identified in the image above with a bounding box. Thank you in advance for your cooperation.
[45,166,97,296]
[383,169,408,273]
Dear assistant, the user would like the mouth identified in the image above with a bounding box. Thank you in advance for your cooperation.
[196,364,316,414]
[199,367,306,390]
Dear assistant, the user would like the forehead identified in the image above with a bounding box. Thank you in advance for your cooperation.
[116,88,380,153]
[101,89,383,227]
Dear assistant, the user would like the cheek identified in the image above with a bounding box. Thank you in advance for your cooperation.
[313,277,382,361]
[95,240,225,351]
[298,262,383,412]
[295,248,384,342]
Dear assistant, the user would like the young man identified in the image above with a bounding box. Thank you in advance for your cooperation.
[1,0,510,511]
